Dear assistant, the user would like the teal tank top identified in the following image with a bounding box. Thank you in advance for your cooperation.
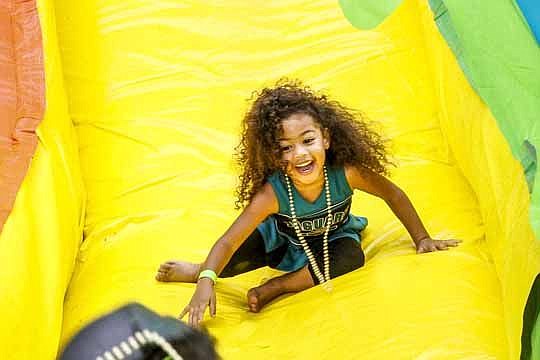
[257,166,368,272]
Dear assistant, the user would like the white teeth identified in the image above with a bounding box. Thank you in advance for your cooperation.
[295,161,312,168]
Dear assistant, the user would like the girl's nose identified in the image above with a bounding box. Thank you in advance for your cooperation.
[294,144,309,157]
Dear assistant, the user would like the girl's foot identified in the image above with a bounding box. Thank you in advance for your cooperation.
[155,261,200,283]
[246,280,284,313]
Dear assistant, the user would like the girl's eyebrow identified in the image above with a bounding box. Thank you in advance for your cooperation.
[278,130,316,141]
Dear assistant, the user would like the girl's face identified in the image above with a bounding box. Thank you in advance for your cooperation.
[278,113,330,187]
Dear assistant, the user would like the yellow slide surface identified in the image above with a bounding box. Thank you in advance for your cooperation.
[3,0,538,358]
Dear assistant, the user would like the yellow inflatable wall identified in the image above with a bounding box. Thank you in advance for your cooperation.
[2,0,539,358]
[0,0,84,359]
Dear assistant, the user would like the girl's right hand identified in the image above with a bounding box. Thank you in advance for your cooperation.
[179,277,216,327]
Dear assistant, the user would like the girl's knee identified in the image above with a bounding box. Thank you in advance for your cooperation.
[330,247,365,279]
[220,261,252,278]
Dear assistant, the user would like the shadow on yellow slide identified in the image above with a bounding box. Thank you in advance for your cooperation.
[1,0,539,358]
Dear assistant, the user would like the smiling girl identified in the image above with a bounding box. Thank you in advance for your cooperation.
[156,80,460,327]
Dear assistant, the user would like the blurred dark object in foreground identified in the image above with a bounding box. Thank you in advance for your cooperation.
[59,303,220,360]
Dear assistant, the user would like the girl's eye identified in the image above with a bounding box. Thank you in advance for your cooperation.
[281,145,292,152]
[304,138,315,144]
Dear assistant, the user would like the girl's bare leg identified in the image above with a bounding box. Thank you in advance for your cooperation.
[247,266,314,312]
[155,261,201,283]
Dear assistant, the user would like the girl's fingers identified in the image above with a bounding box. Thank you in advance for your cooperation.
[189,307,196,327]
[436,242,448,250]
[210,292,217,317]
[179,306,189,320]
[193,308,200,327]
[418,245,431,253]
[196,305,206,327]
[418,239,462,254]
[190,308,196,327]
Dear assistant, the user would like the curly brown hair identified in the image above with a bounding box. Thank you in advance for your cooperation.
[234,79,392,209]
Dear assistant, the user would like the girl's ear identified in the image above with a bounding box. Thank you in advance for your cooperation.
[323,128,330,150]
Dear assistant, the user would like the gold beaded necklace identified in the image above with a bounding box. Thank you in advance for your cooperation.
[284,165,333,291]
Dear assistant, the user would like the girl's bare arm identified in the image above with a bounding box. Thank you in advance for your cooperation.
[344,166,459,251]
[202,182,279,274]
[181,182,278,326]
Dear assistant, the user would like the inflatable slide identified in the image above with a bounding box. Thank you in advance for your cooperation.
[1,0,539,358]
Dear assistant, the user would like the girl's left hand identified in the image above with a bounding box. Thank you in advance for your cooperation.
[415,237,461,253]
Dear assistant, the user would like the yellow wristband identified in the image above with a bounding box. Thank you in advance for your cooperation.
[198,269,218,284]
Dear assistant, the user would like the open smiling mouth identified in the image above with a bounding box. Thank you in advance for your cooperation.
[295,160,315,175]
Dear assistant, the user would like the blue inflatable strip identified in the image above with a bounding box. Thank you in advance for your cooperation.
[516,0,540,44]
